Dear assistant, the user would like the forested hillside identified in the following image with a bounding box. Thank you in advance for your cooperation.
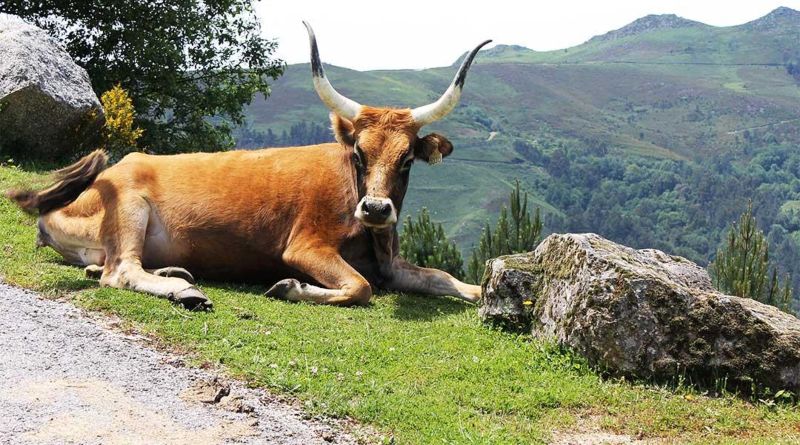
[237,7,800,304]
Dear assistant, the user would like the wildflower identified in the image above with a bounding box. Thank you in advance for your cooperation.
[100,84,143,157]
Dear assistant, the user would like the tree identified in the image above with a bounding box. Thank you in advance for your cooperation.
[710,202,793,313]
[399,208,464,280]
[2,0,284,153]
[467,180,543,284]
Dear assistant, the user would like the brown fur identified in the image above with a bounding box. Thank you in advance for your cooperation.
[8,107,480,307]
[6,150,108,214]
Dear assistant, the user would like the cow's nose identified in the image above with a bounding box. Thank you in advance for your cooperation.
[363,200,392,217]
[376,201,392,217]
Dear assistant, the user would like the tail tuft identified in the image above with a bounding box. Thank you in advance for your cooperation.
[5,189,40,214]
[5,149,108,215]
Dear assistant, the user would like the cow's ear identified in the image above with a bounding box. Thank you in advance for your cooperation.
[414,133,453,165]
[330,113,356,147]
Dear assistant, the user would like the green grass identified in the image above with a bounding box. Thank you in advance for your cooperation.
[2,164,800,444]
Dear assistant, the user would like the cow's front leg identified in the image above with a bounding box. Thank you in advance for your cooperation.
[266,244,372,306]
[383,257,481,303]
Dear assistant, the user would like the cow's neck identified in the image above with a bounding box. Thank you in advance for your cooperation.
[368,226,396,279]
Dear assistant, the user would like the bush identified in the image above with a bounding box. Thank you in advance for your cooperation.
[466,180,543,284]
[399,208,464,279]
[710,202,793,313]
[100,85,142,158]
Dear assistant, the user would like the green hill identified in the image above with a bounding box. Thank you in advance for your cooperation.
[238,7,800,303]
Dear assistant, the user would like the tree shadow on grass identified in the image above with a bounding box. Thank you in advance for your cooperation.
[388,292,472,321]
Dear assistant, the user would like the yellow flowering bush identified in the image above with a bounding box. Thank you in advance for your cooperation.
[100,85,143,157]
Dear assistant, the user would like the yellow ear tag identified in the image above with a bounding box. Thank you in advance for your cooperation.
[428,150,442,165]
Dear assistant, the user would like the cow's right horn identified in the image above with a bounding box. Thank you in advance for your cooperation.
[303,22,362,121]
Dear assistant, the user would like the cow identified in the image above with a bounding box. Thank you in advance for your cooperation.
[6,23,491,310]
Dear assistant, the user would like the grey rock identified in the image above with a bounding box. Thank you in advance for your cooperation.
[480,233,800,391]
[0,14,102,158]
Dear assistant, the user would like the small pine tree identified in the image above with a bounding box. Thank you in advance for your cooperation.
[466,180,543,284]
[399,208,464,279]
[710,202,794,313]
[100,85,143,158]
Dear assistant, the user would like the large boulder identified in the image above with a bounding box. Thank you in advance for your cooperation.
[0,14,102,158]
[480,233,800,392]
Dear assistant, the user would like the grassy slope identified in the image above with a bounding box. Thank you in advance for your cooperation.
[241,13,800,254]
[3,165,800,444]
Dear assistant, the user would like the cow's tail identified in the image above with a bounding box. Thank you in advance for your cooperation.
[6,149,109,215]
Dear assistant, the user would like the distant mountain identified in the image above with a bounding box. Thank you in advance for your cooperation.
[239,7,800,301]
[742,6,800,31]
[589,14,707,42]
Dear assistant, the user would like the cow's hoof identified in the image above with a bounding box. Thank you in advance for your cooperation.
[170,287,213,311]
[84,264,103,279]
[265,279,301,301]
[153,267,195,284]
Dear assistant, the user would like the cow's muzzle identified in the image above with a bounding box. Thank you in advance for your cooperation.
[355,196,397,228]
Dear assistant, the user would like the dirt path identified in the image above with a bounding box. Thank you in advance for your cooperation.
[0,283,361,445]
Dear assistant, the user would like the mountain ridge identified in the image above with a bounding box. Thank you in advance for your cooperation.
[588,14,707,43]
[447,7,800,66]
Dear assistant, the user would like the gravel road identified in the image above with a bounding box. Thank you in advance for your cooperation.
[0,283,361,445]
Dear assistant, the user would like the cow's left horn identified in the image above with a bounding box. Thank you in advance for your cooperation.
[411,40,492,126]
[303,22,362,121]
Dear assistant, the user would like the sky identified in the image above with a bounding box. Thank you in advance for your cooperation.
[255,0,800,71]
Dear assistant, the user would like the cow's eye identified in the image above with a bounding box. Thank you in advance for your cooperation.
[401,158,414,171]
[353,143,366,169]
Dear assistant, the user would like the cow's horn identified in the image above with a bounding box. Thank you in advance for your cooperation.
[411,40,492,126]
[303,22,361,121]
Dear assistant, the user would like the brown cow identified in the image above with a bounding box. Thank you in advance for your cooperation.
[7,23,491,310]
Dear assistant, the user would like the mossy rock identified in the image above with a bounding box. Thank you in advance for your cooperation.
[480,233,800,392]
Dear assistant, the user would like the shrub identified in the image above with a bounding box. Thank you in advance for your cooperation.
[710,202,793,313]
[399,208,464,279]
[466,180,543,284]
[100,85,143,158]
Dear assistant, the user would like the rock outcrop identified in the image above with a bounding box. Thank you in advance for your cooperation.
[480,233,800,392]
[0,14,102,158]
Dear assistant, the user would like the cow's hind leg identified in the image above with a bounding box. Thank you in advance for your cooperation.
[147,267,195,284]
[100,196,212,311]
[86,265,194,284]
[266,244,371,306]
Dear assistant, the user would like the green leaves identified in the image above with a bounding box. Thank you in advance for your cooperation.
[3,0,284,153]
[466,180,543,284]
[399,208,464,279]
[710,202,794,313]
